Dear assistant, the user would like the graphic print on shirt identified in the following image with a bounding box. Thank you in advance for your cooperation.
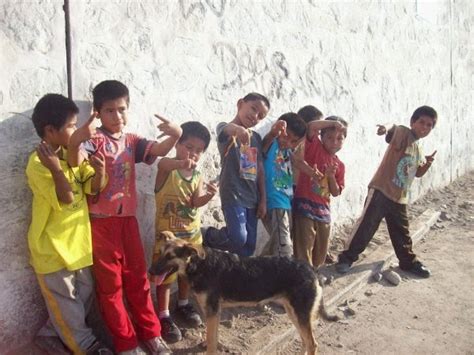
[392,144,420,194]
[311,163,330,199]
[240,144,257,181]
[272,150,293,197]
[160,194,196,236]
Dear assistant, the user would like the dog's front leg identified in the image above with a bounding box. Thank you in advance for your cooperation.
[206,307,220,355]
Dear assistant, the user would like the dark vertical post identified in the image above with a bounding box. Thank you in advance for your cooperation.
[63,0,73,99]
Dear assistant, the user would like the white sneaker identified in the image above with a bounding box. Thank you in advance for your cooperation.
[118,347,146,355]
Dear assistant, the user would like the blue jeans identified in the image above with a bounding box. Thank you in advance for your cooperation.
[204,205,258,257]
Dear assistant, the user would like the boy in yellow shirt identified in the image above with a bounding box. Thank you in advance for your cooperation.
[152,121,217,343]
[26,94,109,354]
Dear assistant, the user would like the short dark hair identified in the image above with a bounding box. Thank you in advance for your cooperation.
[321,116,348,138]
[297,105,323,123]
[410,105,437,127]
[179,121,211,151]
[242,92,271,110]
[92,80,130,111]
[278,112,307,139]
[31,94,79,138]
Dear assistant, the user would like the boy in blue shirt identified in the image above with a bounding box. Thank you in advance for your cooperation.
[261,113,306,256]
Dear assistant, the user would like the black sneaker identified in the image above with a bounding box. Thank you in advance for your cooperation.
[400,261,431,278]
[175,303,203,327]
[335,260,352,274]
[159,317,182,343]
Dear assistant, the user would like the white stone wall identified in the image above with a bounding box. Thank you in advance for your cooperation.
[0,0,472,350]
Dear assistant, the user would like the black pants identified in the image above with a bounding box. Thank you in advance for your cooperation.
[339,189,417,268]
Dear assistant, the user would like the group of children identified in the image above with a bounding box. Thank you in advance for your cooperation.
[26,80,437,354]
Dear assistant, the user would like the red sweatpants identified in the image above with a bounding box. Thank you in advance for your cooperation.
[91,216,161,352]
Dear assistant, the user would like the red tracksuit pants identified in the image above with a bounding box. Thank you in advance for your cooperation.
[91,216,161,352]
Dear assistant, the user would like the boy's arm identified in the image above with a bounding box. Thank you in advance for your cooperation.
[290,153,324,181]
[192,178,218,208]
[148,114,183,157]
[307,120,345,140]
[155,157,197,191]
[256,159,267,219]
[416,150,437,177]
[68,112,97,167]
[262,120,287,154]
[89,152,107,194]
[326,162,342,197]
[221,122,252,145]
[37,142,74,204]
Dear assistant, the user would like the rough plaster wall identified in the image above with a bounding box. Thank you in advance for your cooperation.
[0,0,472,350]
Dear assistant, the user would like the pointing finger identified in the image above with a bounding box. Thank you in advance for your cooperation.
[430,150,437,157]
[154,114,170,124]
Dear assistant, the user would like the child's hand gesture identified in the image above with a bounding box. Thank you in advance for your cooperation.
[155,114,182,139]
[70,111,98,147]
[204,181,218,197]
[180,158,197,170]
[37,141,61,172]
[90,152,105,176]
[376,124,386,135]
[325,162,338,178]
[235,126,251,146]
[425,150,437,166]
[310,163,324,182]
[271,120,287,138]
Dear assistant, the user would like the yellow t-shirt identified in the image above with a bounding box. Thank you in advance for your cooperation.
[26,148,96,274]
[155,169,202,241]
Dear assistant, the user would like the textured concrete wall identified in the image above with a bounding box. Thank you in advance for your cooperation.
[1,0,472,350]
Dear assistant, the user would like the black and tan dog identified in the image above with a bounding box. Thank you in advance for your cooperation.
[149,231,338,354]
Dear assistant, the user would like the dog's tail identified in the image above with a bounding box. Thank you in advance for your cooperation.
[318,297,339,322]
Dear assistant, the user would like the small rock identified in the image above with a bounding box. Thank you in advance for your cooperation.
[336,343,344,348]
[364,290,374,297]
[372,272,383,282]
[344,307,356,316]
[212,210,223,222]
[383,270,402,285]
[413,315,419,319]
[325,275,334,285]
[319,275,328,285]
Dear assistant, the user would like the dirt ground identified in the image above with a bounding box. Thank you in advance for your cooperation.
[11,171,474,354]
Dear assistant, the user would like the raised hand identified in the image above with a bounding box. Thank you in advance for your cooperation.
[37,141,61,172]
[154,114,182,139]
[180,158,197,170]
[271,120,287,138]
[376,124,386,135]
[425,150,437,165]
[204,181,218,197]
[70,111,98,147]
[235,125,251,145]
[90,151,105,175]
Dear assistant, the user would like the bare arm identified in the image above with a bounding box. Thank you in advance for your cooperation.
[307,120,345,140]
[155,157,197,191]
[221,123,251,145]
[416,150,437,178]
[326,163,341,197]
[291,153,324,182]
[89,153,107,194]
[192,178,218,208]
[148,114,183,157]
[262,120,287,154]
[68,112,98,167]
[37,142,74,204]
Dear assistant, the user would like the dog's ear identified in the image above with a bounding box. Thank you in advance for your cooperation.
[181,243,205,259]
[156,231,176,243]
